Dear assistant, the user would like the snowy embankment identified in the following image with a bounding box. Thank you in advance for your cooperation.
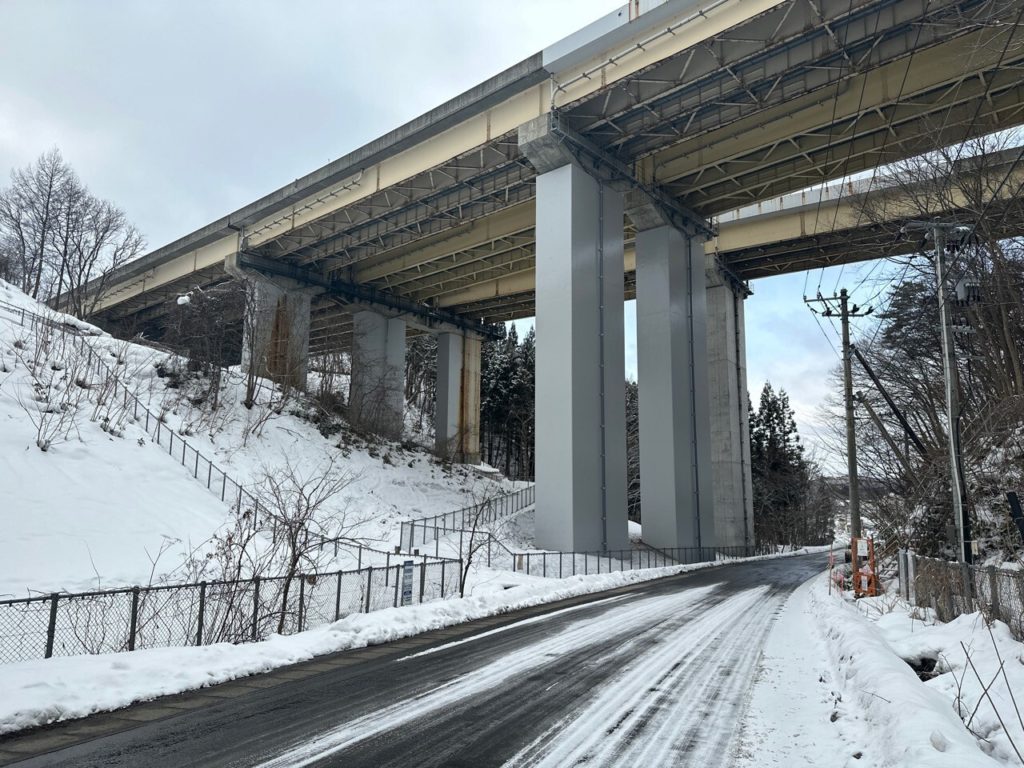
[0,548,829,736]
[737,571,1024,767]
[0,279,509,596]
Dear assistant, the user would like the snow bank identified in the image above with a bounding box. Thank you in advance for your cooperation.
[810,577,1012,766]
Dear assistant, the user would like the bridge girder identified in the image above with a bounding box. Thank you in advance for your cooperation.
[89,0,1024,330]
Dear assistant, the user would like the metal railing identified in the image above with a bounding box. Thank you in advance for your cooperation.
[901,552,1024,640]
[0,559,462,665]
[511,545,759,577]
[400,485,536,551]
[403,520,761,577]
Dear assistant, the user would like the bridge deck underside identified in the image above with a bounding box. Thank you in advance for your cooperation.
[97,0,1024,348]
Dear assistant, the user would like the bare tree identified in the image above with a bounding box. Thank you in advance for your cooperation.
[0,149,70,299]
[0,148,145,313]
[847,132,1024,557]
[250,454,359,632]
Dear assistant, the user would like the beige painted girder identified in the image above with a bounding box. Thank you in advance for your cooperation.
[353,202,535,283]
[652,28,1021,189]
[94,238,237,314]
[396,238,536,297]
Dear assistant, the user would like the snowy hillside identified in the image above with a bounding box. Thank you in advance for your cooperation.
[0,280,513,597]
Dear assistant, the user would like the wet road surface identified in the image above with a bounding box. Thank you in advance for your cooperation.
[1,554,827,767]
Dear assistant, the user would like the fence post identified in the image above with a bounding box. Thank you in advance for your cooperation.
[334,571,343,621]
[907,552,917,605]
[45,593,59,658]
[393,566,400,608]
[196,581,207,646]
[419,562,427,603]
[128,587,140,651]
[252,577,261,641]
[987,566,1000,620]
[364,567,373,613]
[440,561,446,595]
[960,563,973,612]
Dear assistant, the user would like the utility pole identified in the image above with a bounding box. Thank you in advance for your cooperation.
[805,290,872,543]
[903,221,973,564]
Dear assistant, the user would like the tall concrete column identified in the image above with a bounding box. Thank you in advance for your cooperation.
[531,162,629,553]
[706,270,754,549]
[240,275,315,390]
[349,310,406,440]
[435,333,481,464]
[632,218,716,551]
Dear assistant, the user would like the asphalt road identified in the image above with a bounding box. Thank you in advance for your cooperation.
[1,554,827,768]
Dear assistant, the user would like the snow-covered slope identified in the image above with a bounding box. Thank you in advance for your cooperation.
[0,281,511,597]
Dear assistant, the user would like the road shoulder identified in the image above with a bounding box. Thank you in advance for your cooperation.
[731,571,858,768]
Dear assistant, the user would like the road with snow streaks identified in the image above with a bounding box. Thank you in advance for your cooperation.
[8,554,825,768]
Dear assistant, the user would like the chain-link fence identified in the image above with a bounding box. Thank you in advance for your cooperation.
[904,552,1024,640]
[0,559,462,665]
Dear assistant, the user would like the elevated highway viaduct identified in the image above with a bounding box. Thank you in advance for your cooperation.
[82,0,1024,555]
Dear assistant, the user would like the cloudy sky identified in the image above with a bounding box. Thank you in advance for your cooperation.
[0,0,887,468]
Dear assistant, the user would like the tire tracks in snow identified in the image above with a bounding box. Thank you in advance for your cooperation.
[504,585,784,767]
[250,586,723,767]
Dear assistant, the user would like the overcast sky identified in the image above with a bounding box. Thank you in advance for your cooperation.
[0,0,886,469]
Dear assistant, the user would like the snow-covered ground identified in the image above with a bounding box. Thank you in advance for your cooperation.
[736,572,1024,767]
[0,280,511,596]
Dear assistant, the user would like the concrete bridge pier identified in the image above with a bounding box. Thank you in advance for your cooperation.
[435,332,481,464]
[227,257,317,390]
[520,123,629,553]
[706,270,754,549]
[349,310,406,440]
[629,197,716,552]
